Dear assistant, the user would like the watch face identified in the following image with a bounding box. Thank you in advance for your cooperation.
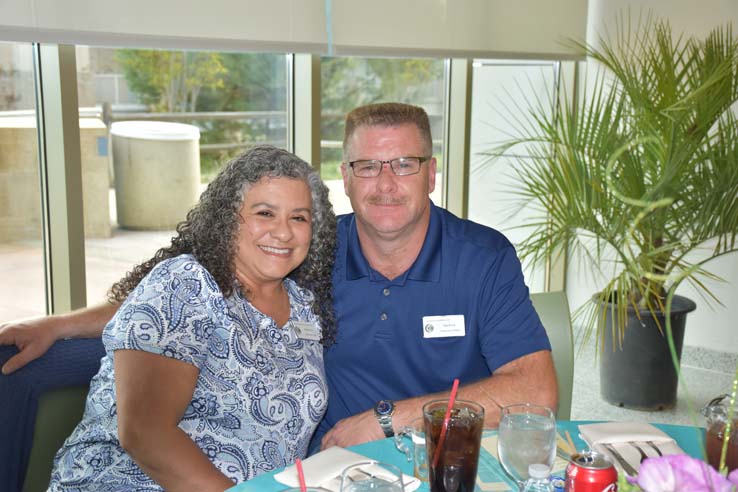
[376,400,393,416]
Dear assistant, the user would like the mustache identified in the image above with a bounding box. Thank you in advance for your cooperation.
[367,195,408,205]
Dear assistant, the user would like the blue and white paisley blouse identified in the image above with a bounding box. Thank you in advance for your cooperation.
[49,254,328,491]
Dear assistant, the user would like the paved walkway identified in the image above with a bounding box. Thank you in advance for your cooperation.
[0,229,175,321]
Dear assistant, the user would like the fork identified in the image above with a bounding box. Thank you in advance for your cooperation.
[644,441,663,456]
[629,442,649,463]
[602,443,638,476]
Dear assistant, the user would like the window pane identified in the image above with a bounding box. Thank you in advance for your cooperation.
[76,46,289,305]
[0,42,45,320]
[468,61,558,292]
[320,56,447,215]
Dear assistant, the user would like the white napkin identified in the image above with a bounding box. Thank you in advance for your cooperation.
[579,422,683,474]
[274,446,420,492]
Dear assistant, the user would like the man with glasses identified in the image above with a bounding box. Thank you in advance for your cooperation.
[0,102,556,453]
[314,103,555,451]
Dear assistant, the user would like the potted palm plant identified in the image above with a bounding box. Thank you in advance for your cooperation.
[488,15,738,410]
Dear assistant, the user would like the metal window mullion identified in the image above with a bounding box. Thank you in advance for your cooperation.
[292,54,321,170]
[545,60,578,293]
[33,44,86,314]
[443,58,472,218]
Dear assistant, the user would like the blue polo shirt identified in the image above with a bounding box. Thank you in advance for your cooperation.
[311,203,550,449]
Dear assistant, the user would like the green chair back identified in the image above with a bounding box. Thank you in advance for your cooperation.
[22,386,89,492]
[530,291,574,420]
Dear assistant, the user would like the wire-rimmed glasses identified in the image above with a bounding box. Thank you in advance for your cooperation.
[348,156,431,177]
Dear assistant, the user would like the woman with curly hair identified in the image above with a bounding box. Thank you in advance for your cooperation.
[48,146,337,492]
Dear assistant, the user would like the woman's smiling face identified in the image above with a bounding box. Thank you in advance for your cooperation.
[233,176,312,290]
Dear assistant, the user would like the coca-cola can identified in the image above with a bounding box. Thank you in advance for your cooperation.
[565,451,618,492]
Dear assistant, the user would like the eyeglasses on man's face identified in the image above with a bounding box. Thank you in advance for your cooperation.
[347,156,431,178]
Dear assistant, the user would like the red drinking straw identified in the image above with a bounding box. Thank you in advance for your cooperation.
[432,378,460,468]
[295,458,307,492]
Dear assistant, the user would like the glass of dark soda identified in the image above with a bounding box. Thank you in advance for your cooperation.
[422,399,485,492]
[703,394,738,472]
[706,419,738,472]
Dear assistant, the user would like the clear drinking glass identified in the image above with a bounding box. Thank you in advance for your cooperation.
[497,403,556,488]
[340,461,405,492]
[423,399,485,492]
[283,488,332,492]
[394,417,428,482]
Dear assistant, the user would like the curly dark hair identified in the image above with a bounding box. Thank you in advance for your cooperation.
[108,145,338,346]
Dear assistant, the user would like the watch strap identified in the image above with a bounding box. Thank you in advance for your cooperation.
[377,414,394,437]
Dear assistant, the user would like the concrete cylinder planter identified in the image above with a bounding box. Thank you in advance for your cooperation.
[111,121,200,230]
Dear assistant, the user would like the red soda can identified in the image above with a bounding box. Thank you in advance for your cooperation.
[565,451,618,492]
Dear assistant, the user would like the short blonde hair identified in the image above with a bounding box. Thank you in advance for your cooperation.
[343,102,433,158]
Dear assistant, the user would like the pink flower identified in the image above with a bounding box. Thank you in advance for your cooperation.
[634,455,736,492]
[729,468,738,485]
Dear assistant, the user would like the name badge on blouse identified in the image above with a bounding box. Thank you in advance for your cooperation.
[292,321,322,341]
[422,315,466,338]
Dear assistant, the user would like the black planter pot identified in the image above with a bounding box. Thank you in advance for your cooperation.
[598,294,697,410]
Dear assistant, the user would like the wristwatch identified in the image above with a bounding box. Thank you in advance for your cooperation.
[374,399,396,437]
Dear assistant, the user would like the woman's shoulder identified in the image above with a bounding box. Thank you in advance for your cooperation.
[151,253,200,271]
[283,277,315,307]
[147,254,209,277]
[138,254,221,298]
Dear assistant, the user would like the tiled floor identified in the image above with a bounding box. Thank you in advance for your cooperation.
[570,328,737,426]
[1,224,736,427]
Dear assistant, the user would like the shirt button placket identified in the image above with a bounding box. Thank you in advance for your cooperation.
[380,287,390,321]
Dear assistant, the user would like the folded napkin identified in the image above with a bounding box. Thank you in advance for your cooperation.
[274,446,420,492]
[579,422,684,475]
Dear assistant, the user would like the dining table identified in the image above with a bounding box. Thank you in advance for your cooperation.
[226,420,706,492]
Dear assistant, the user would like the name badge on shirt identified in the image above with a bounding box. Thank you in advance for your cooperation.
[422,315,466,338]
[292,321,322,341]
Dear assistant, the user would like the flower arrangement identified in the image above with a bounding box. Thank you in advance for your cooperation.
[619,455,738,492]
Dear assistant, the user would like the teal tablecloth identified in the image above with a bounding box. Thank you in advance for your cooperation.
[227,421,706,492]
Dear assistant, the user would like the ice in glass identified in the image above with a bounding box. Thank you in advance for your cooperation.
[423,399,484,492]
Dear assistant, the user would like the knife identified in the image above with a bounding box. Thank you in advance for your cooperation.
[602,443,638,476]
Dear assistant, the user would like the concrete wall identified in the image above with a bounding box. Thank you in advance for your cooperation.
[0,116,111,241]
[0,120,41,240]
[564,0,738,353]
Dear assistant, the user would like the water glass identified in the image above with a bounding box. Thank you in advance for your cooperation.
[340,461,405,492]
[497,403,556,487]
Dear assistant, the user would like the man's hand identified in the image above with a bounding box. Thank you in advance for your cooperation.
[320,410,384,450]
[0,317,58,375]
[0,302,119,375]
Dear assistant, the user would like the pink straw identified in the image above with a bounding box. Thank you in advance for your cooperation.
[295,458,307,492]
[432,378,460,468]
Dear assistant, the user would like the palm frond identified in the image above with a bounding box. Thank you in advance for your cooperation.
[485,15,738,344]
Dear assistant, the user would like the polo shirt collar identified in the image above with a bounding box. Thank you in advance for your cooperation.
[345,218,369,280]
[345,202,442,282]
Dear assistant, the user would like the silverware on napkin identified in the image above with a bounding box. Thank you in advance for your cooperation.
[644,440,663,456]
[629,442,649,463]
[602,443,638,476]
